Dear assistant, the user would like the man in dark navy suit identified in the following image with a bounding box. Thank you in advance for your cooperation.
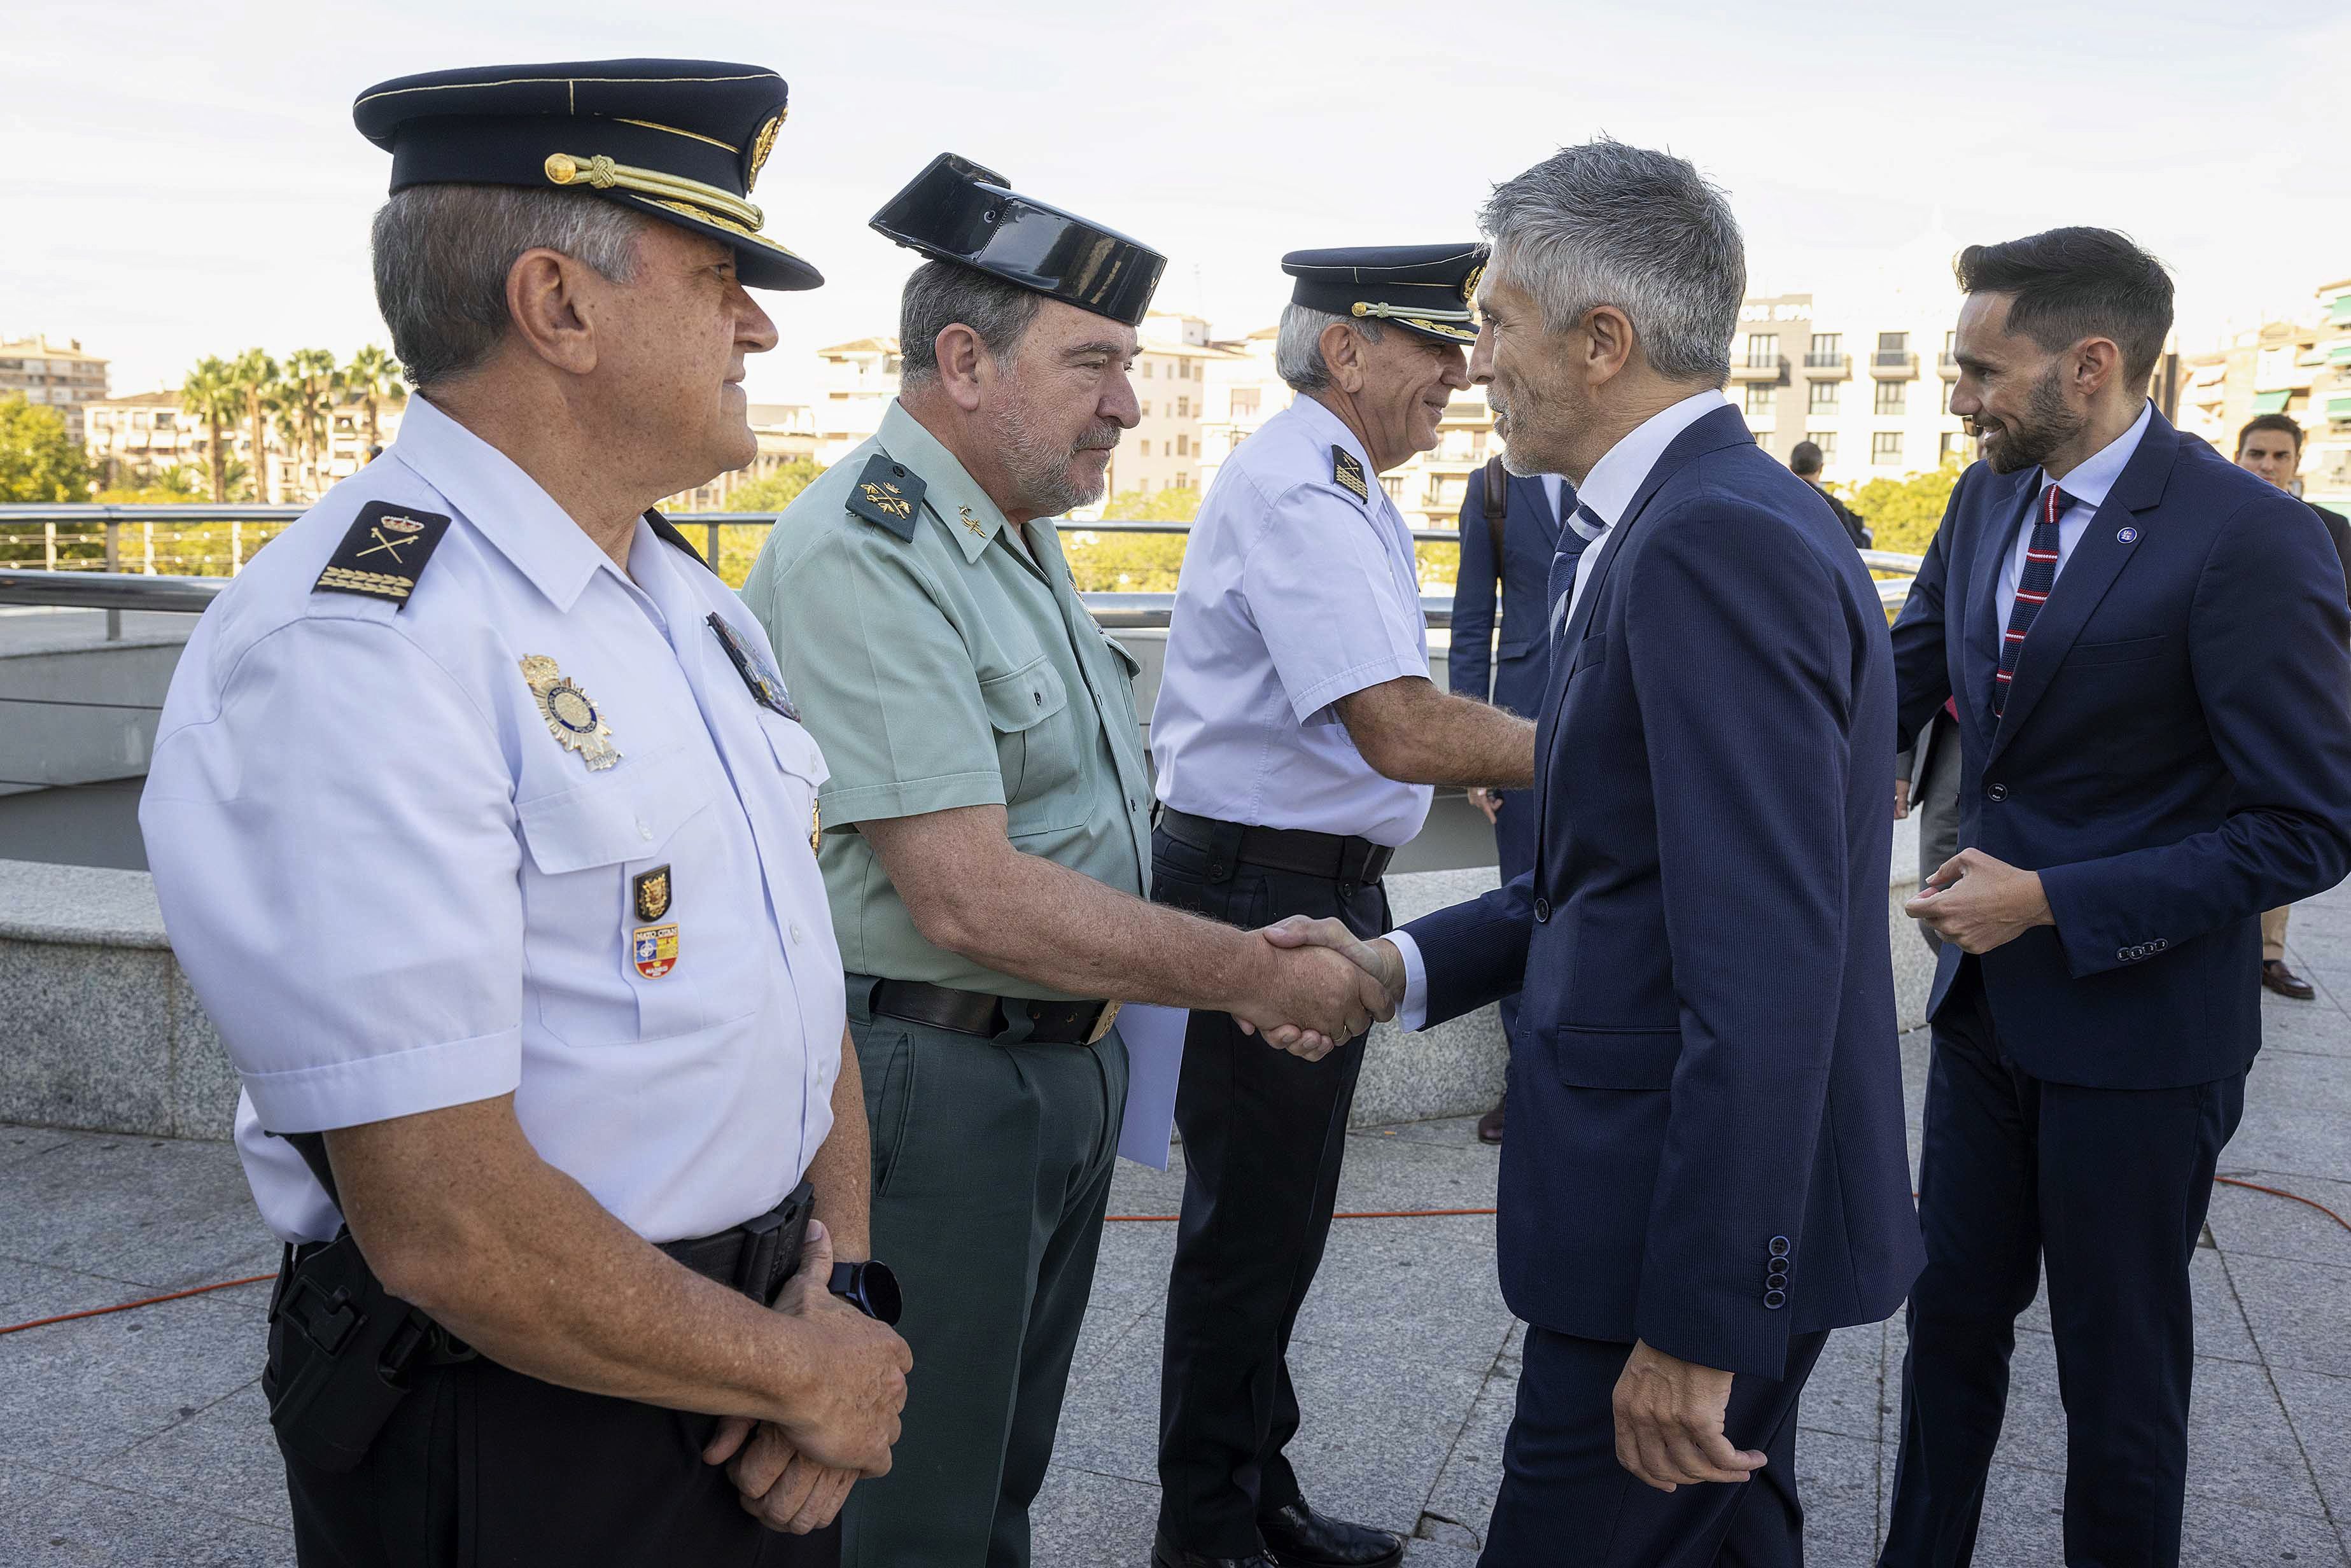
[1268,139,1923,1565]
[1449,455,1583,1142]
[1882,230,2351,1567]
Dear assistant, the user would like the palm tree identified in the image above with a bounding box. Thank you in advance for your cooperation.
[179,357,239,503]
[344,345,404,456]
[228,349,280,503]
[284,348,340,497]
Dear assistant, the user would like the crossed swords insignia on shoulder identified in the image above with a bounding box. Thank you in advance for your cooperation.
[353,513,428,566]
[859,481,913,520]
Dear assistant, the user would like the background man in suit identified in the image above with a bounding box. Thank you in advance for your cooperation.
[1269,139,1923,1565]
[1449,454,1583,1143]
[1790,439,1870,549]
[1884,230,2351,1567]
[2234,410,2351,1000]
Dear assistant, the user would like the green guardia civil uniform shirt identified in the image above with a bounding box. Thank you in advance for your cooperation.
[741,400,1154,1000]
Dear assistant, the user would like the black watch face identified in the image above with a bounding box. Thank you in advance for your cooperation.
[859,1261,903,1326]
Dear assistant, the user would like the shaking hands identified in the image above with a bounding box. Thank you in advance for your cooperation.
[1228,916,1408,1061]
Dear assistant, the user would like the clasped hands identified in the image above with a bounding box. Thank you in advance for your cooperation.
[701,1221,911,1534]
[1230,916,1408,1060]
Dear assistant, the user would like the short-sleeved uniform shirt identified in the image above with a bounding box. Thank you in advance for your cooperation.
[1150,395,1435,846]
[740,400,1153,1000]
[141,395,843,1246]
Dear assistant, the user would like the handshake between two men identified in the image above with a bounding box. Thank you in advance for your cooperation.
[1237,917,1410,1059]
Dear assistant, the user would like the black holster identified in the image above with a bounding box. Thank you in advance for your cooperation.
[263,1233,475,1474]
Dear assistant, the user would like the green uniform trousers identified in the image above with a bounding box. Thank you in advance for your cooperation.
[839,981,1129,1568]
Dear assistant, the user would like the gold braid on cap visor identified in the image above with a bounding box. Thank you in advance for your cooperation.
[543,152,764,232]
[1349,300,1478,342]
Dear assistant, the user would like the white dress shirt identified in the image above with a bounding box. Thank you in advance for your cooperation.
[1394,388,1731,1029]
[143,395,844,1244]
[1151,396,1435,846]
[1541,472,1566,524]
[1994,401,2152,630]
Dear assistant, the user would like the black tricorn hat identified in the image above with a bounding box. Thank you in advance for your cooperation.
[353,59,822,291]
[1282,243,1489,344]
[870,153,1165,328]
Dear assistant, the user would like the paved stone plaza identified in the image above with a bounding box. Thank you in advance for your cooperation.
[5,893,2350,1564]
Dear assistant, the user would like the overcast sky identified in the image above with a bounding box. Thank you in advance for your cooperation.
[8,0,2347,405]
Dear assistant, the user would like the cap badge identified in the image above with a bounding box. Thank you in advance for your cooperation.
[1461,263,1485,306]
[520,655,620,771]
[747,115,781,192]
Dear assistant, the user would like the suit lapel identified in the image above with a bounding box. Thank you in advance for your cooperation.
[1517,473,1562,544]
[1985,412,2180,764]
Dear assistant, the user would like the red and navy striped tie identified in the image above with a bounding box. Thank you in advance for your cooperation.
[1993,483,2076,718]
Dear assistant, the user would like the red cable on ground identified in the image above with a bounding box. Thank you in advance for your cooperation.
[0,1273,274,1338]
[3,1182,2341,1339]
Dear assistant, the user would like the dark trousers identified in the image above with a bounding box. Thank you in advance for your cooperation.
[1482,1327,1827,1567]
[270,1308,838,1567]
[1149,823,1389,1556]
[1881,961,2246,1568]
[1491,787,1537,1046]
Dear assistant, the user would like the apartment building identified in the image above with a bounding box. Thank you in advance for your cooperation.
[1,335,111,443]
[1732,289,1976,487]
[663,403,817,510]
[84,389,409,500]
[2175,275,2351,505]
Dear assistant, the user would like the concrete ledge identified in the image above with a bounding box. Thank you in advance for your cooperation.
[0,858,237,1138]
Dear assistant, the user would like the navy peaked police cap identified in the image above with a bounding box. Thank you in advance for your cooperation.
[352,59,822,291]
[870,153,1166,327]
[1282,242,1489,344]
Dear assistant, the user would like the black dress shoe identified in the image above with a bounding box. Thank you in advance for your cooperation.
[1151,1530,1274,1568]
[1257,1502,1403,1568]
[2263,960,2317,1000]
[1476,1095,1505,1144]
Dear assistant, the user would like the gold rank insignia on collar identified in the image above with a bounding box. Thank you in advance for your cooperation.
[520,654,621,771]
[960,505,985,538]
[811,799,822,857]
[313,500,453,608]
[1331,446,1370,503]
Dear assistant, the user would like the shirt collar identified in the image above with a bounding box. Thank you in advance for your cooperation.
[879,399,1020,564]
[2042,400,2154,510]
[1573,389,1730,530]
[385,393,617,611]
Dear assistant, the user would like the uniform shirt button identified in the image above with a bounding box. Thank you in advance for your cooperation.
[1534,897,1552,923]
[636,817,652,840]
[1985,783,2008,802]
[789,921,805,944]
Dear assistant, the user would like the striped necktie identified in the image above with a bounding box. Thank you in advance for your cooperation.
[1992,483,2077,718]
[1552,504,1610,639]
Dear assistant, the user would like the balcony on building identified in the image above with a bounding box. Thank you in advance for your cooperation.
[1802,350,1849,379]
[1730,355,1788,384]
[1871,351,1918,379]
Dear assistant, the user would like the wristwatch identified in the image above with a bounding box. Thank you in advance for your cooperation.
[828,1259,902,1325]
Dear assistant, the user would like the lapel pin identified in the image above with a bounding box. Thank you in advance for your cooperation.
[2116,527,2139,543]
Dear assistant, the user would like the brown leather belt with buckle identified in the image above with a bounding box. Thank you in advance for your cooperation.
[1156,808,1394,886]
[867,977,1121,1046]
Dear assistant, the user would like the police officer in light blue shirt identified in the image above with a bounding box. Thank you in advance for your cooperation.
[139,60,906,1568]
[1144,246,1541,1568]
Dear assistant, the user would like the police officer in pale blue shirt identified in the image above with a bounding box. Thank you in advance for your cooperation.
[1144,246,1541,1568]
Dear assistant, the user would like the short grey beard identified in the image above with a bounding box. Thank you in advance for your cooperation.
[993,399,1113,518]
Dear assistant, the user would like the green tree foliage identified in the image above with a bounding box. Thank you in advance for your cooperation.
[1062,529,1190,591]
[0,395,93,502]
[181,356,241,503]
[344,345,404,450]
[229,349,281,501]
[1831,459,1965,557]
[1100,485,1202,523]
[722,461,822,514]
[94,465,208,505]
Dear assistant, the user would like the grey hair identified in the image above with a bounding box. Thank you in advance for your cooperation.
[1272,302,1384,394]
[1478,138,1745,386]
[898,260,1044,386]
[370,185,650,388]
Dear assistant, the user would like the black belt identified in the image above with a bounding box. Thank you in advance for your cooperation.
[656,1181,814,1307]
[865,976,1119,1046]
[1157,808,1393,887]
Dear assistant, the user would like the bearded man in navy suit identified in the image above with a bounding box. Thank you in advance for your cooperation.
[1881,230,2351,1567]
[1268,139,1923,1565]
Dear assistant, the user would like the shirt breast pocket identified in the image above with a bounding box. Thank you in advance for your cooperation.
[980,654,1084,838]
[516,744,769,1046]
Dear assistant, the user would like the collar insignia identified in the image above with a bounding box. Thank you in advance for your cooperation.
[1332,446,1370,503]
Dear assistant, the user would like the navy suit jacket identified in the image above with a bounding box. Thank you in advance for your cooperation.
[1891,408,2351,1089]
[1448,465,1570,718]
[1404,405,1923,1379]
